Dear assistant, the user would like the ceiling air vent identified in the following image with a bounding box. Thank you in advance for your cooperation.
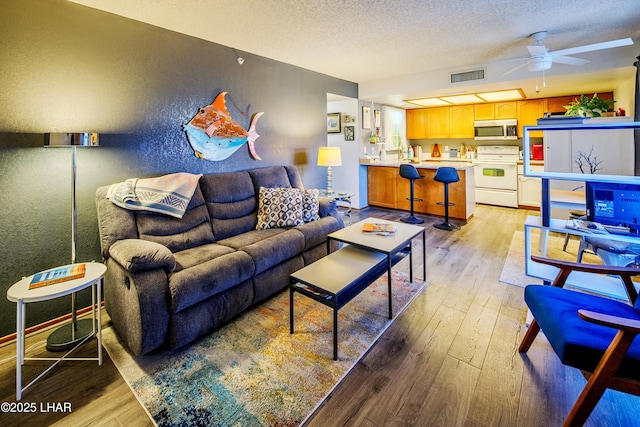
[450,68,486,84]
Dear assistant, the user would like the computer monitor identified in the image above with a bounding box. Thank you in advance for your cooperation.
[586,181,640,231]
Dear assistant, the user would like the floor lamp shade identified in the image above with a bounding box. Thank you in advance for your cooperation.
[44,132,99,351]
[317,147,342,194]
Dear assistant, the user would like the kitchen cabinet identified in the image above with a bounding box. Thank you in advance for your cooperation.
[517,99,545,138]
[449,105,474,138]
[367,166,397,208]
[473,102,517,120]
[426,107,450,139]
[367,164,474,220]
[517,164,543,208]
[545,92,613,114]
[406,108,428,139]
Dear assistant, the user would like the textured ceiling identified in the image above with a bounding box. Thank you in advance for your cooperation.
[70,0,640,106]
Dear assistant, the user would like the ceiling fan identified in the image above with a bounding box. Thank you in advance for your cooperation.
[502,31,633,76]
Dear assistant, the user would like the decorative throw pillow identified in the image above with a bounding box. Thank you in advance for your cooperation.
[302,189,320,223]
[256,187,304,230]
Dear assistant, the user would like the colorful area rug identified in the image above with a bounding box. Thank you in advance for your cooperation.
[102,271,425,426]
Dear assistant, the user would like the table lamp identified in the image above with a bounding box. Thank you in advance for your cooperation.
[44,132,99,351]
[317,147,342,194]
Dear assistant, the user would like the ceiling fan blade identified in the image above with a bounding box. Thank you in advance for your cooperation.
[527,45,548,56]
[501,62,528,76]
[552,55,590,66]
[550,38,633,57]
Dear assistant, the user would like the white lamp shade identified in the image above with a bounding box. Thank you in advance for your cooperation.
[317,147,342,167]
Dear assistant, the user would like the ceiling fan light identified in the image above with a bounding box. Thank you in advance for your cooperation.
[528,55,552,72]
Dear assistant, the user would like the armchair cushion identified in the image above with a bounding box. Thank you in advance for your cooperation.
[109,239,176,272]
[524,284,640,380]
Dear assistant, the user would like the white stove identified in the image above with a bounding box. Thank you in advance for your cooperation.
[473,146,519,208]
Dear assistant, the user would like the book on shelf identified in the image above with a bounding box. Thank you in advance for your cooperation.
[565,219,608,235]
[362,222,397,235]
[29,264,87,290]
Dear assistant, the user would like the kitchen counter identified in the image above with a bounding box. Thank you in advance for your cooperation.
[363,162,475,221]
[360,158,474,170]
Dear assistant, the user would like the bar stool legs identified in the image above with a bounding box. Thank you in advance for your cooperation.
[433,167,460,231]
[399,164,424,224]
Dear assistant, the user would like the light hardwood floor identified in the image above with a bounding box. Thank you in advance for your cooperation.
[1,205,638,426]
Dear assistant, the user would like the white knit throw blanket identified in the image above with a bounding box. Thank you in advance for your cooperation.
[107,173,202,219]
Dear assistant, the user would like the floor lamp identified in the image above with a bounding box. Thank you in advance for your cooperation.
[317,147,342,194]
[44,132,99,351]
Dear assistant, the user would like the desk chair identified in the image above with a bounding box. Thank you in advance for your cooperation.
[399,164,424,224]
[520,256,640,427]
[433,167,459,231]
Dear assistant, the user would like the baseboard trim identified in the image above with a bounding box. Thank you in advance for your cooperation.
[0,302,104,346]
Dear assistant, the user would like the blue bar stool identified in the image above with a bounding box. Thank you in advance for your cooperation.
[399,164,424,224]
[433,167,460,231]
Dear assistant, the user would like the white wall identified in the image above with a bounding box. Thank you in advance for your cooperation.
[615,73,636,118]
[327,97,365,208]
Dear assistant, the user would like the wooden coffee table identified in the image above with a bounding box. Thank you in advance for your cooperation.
[289,218,425,359]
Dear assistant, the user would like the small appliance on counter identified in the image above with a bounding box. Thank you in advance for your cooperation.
[532,144,543,160]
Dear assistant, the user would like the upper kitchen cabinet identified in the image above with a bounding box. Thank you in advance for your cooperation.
[545,92,614,115]
[406,108,428,139]
[517,99,545,138]
[473,102,517,120]
[426,107,450,139]
[449,105,474,138]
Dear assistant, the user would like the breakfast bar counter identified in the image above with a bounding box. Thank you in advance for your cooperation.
[363,161,475,221]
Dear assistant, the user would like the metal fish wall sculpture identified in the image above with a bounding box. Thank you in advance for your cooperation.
[184,92,264,161]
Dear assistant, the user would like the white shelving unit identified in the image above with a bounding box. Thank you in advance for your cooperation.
[521,120,640,300]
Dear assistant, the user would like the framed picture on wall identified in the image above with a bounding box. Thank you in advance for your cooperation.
[327,113,341,133]
[362,106,371,129]
[374,110,381,128]
[344,126,354,141]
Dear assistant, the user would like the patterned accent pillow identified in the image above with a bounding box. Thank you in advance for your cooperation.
[256,187,304,230]
[302,189,320,223]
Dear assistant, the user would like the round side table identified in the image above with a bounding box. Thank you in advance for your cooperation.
[6,262,106,401]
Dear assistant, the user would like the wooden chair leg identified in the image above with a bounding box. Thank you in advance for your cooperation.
[519,318,540,353]
[563,330,636,427]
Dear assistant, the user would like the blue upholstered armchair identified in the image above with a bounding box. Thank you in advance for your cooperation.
[519,256,640,427]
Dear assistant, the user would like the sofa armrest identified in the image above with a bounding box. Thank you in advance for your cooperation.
[318,197,337,217]
[109,239,176,272]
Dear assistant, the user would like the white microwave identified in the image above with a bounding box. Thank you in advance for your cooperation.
[474,119,518,140]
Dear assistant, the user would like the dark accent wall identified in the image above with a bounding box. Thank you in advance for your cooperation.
[0,0,357,337]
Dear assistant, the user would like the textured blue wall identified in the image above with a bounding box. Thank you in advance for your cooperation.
[0,0,357,337]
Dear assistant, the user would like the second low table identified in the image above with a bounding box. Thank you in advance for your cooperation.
[289,218,426,359]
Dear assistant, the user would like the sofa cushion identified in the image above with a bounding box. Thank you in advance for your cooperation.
[135,186,215,252]
[168,250,255,313]
[199,171,257,240]
[248,166,295,194]
[302,189,320,223]
[294,216,341,250]
[218,228,305,274]
[172,243,236,272]
[256,187,304,230]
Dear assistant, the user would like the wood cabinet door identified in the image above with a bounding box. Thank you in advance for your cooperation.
[449,105,474,138]
[406,109,428,139]
[474,103,495,120]
[517,99,545,138]
[545,96,575,114]
[495,102,517,119]
[367,166,397,208]
[426,107,450,139]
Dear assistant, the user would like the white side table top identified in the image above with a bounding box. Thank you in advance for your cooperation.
[7,262,107,303]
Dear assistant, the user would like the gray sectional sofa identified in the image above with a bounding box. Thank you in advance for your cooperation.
[95,165,344,356]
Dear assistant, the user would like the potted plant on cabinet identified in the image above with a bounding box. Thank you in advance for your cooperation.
[564,94,615,117]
